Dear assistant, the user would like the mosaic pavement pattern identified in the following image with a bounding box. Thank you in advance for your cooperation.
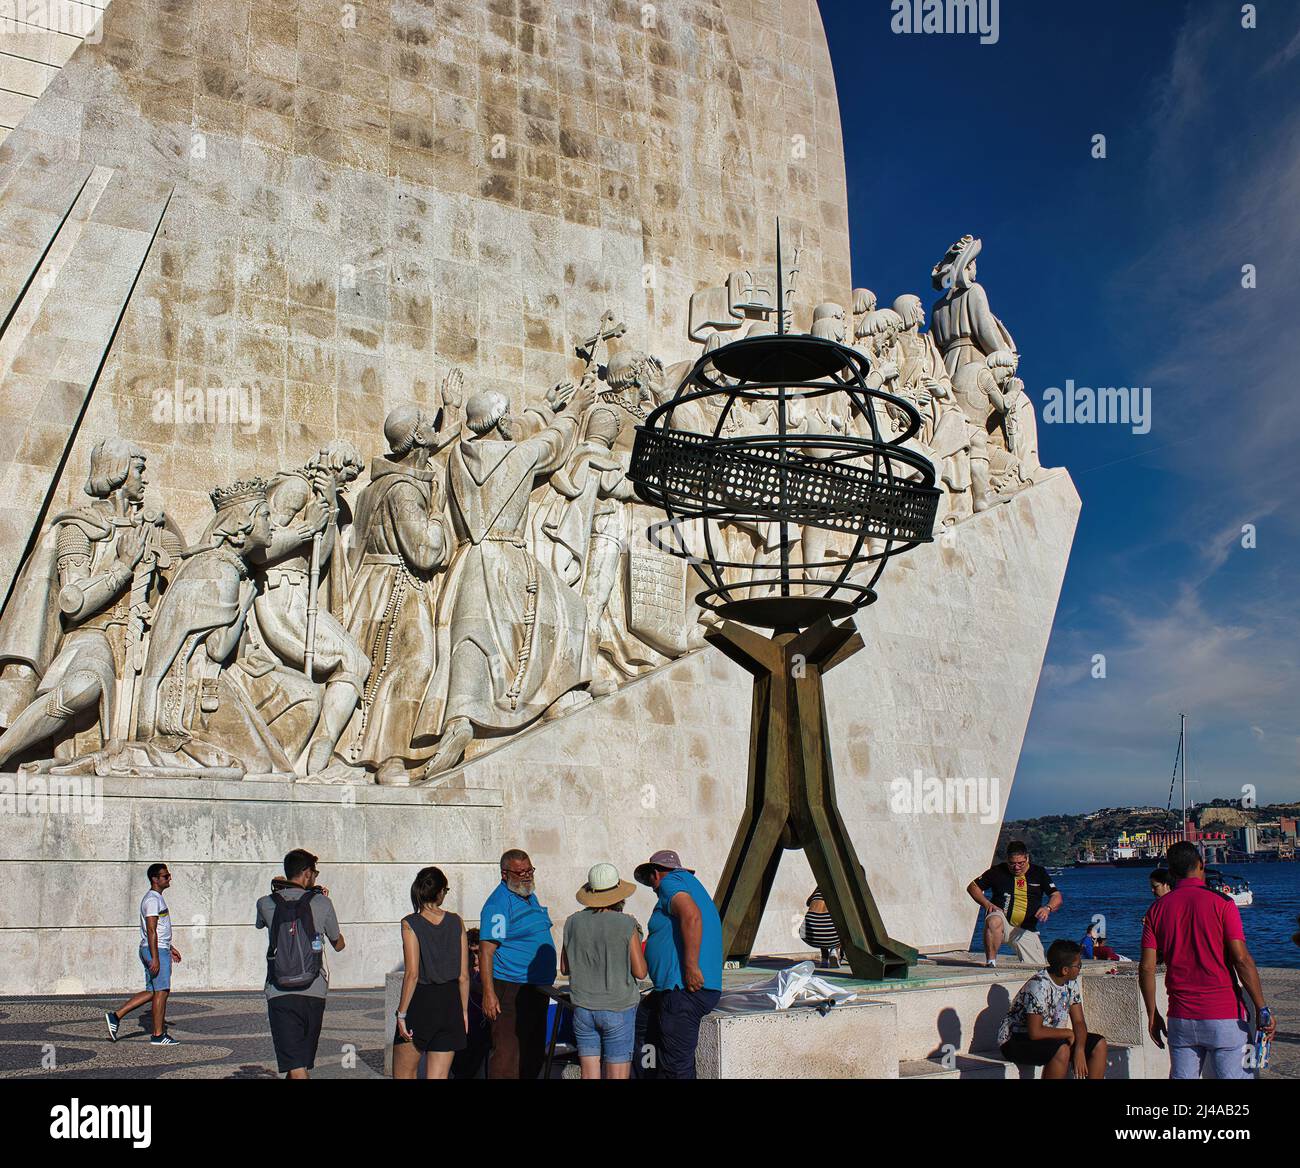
[0,988,387,1079]
[0,967,1295,1079]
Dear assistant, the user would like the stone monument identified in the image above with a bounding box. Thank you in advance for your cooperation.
[0,0,1077,996]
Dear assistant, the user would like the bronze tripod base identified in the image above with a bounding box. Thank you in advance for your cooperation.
[708,616,917,981]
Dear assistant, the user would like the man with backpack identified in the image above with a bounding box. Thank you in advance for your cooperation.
[255,849,346,1079]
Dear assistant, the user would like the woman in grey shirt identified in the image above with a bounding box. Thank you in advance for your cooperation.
[561,863,648,1080]
[393,866,469,1079]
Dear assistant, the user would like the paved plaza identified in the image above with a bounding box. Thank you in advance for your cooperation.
[2,965,1295,1081]
[0,989,387,1080]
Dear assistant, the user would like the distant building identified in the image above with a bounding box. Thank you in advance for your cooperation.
[1149,822,1230,863]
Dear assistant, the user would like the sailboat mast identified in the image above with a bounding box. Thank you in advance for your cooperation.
[1180,713,1188,844]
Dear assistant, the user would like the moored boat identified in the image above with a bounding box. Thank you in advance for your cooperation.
[1206,868,1253,907]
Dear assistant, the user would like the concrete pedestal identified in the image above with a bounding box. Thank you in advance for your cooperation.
[698,998,899,1079]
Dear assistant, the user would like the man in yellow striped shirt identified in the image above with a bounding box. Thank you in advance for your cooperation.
[967,842,1062,966]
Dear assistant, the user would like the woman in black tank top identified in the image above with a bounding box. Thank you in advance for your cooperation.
[393,867,469,1079]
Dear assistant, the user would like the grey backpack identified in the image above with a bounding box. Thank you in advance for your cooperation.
[267,890,322,990]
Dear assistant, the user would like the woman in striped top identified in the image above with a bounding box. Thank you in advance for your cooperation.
[802,889,842,968]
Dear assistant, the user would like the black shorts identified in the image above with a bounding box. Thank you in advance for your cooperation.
[394,980,467,1054]
[1000,1031,1104,1066]
[267,995,326,1073]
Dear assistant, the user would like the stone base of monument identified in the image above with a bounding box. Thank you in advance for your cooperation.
[697,996,900,1078]
[376,954,1169,1079]
[693,956,1169,1080]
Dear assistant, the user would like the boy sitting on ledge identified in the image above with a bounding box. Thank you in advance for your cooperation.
[998,940,1108,1079]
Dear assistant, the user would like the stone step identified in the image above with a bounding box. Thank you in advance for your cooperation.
[900,1043,1144,1080]
[899,1052,1014,1080]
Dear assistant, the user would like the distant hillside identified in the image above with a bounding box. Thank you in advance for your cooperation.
[992,801,1300,866]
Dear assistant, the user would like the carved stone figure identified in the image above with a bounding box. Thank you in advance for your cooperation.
[811,301,848,343]
[342,405,456,785]
[950,349,1028,514]
[532,406,641,694]
[595,349,709,661]
[424,378,596,775]
[532,407,631,584]
[794,304,867,582]
[851,288,876,346]
[996,374,1046,488]
[601,349,659,442]
[893,294,974,522]
[930,235,1017,375]
[82,478,293,779]
[253,440,370,779]
[0,439,178,766]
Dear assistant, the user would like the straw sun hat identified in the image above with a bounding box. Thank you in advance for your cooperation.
[576,863,638,908]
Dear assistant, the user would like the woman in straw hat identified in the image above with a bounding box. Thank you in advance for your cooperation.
[560,863,648,1079]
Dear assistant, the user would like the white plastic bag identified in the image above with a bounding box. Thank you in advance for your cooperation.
[764,960,858,1010]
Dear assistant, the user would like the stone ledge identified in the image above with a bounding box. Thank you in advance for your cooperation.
[697,999,899,1079]
[81,775,505,807]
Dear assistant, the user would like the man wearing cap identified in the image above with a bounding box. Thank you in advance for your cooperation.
[561,863,648,1079]
[478,848,557,1078]
[633,850,723,1079]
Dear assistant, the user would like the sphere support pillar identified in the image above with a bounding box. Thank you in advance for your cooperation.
[707,616,918,981]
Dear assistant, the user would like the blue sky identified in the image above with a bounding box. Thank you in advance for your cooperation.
[819,0,1300,816]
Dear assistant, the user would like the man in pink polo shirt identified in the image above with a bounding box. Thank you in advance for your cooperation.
[1139,841,1275,1079]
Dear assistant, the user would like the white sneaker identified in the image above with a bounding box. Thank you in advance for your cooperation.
[985,959,997,968]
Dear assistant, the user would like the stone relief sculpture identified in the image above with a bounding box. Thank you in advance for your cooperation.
[930,234,1017,375]
[342,403,457,785]
[0,236,1056,784]
[424,378,597,776]
[598,348,706,666]
[0,439,179,768]
[531,406,639,696]
[687,249,803,345]
[44,479,291,779]
[252,441,369,782]
[122,479,286,778]
[892,293,972,516]
[851,288,876,346]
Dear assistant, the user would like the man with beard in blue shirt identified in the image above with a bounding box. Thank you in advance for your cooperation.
[478,849,557,1078]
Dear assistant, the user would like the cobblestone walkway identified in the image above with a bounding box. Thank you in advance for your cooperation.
[1,967,1295,1079]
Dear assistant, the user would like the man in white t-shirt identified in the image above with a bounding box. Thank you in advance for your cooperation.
[104,863,182,1045]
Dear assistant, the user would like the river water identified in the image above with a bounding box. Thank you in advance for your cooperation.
[968,862,1300,967]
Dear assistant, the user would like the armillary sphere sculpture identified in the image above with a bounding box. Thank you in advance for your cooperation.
[627,250,941,980]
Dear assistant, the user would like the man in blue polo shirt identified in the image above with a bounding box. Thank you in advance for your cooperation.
[478,848,557,1079]
[633,849,723,1079]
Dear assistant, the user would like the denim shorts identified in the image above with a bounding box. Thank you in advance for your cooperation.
[140,946,171,991]
[1167,1016,1251,1080]
[571,1004,637,1063]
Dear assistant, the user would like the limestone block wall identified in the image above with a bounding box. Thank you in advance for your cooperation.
[0,473,1078,994]
[0,0,850,601]
[0,0,110,147]
[0,775,505,994]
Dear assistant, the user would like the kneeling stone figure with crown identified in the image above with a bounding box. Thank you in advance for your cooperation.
[48,478,300,780]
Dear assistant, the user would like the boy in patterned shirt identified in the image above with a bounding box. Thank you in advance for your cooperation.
[999,939,1108,1078]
